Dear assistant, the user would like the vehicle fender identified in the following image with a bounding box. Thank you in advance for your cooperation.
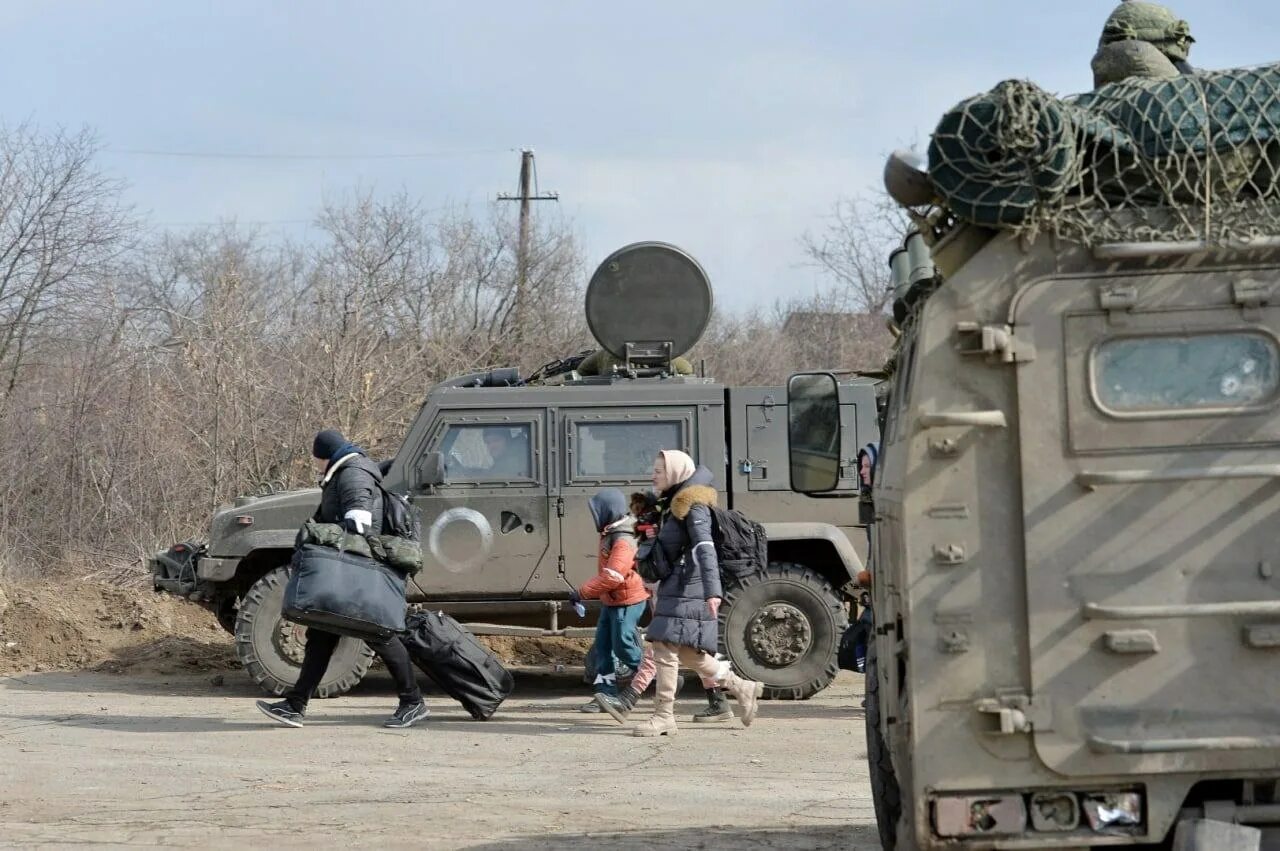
[759,522,864,581]
[210,529,298,559]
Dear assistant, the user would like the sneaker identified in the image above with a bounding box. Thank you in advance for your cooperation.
[383,701,430,729]
[579,697,605,713]
[256,699,304,728]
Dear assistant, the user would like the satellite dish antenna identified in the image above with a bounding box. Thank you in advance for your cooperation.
[584,242,713,369]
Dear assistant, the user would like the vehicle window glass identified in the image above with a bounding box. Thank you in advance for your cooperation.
[1094,333,1279,414]
[574,421,683,479]
[439,424,533,480]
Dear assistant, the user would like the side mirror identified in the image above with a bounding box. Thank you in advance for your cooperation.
[787,372,842,494]
[420,452,446,488]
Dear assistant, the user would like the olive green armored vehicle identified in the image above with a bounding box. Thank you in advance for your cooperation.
[787,45,1280,850]
[153,242,878,702]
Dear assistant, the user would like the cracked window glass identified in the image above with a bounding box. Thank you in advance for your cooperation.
[1095,333,1279,413]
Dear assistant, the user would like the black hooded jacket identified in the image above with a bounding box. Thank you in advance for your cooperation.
[314,452,385,535]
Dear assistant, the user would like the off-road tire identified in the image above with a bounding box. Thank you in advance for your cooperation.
[719,561,847,700]
[234,566,374,698]
[866,639,903,850]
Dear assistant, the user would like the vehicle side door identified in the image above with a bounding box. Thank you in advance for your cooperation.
[410,409,554,598]
[550,407,696,595]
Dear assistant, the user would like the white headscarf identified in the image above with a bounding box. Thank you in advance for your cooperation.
[656,449,697,494]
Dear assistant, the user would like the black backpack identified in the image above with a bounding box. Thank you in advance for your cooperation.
[707,505,768,584]
[376,481,421,542]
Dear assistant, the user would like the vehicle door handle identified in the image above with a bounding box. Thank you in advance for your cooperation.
[918,410,1007,429]
[500,511,523,534]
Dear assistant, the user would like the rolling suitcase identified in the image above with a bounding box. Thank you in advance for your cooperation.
[402,610,514,720]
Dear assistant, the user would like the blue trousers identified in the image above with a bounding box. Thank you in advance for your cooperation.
[593,601,646,696]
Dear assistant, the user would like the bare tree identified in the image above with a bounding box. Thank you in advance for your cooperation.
[799,193,911,315]
[0,124,133,418]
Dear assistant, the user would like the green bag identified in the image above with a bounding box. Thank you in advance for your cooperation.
[298,520,423,575]
[369,534,424,576]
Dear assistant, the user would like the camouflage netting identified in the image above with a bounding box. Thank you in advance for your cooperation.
[927,63,1280,244]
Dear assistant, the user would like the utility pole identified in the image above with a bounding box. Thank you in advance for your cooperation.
[497,149,558,341]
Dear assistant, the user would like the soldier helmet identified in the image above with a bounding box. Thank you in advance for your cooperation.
[1099,1,1195,63]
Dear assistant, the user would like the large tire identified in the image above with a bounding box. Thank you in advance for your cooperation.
[866,638,904,850]
[719,562,847,700]
[234,566,374,698]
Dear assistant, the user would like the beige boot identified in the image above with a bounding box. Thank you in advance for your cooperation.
[632,704,678,737]
[634,641,680,737]
[721,669,765,728]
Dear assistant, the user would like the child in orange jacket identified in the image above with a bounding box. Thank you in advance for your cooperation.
[567,489,648,711]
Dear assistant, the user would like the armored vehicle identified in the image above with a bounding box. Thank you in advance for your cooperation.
[788,61,1280,848]
[154,242,876,701]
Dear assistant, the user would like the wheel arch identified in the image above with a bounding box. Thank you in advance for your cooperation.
[231,547,294,596]
[762,522,863,598]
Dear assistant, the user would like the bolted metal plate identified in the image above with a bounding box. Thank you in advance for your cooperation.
[585,242,713,360]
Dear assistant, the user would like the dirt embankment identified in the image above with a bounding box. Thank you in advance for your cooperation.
[0,580,234,677]
[0,580,592,677]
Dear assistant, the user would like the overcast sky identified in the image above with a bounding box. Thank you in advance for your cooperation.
[2,1,1274,310]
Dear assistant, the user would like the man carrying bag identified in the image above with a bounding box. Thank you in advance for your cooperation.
[256,429,428,730]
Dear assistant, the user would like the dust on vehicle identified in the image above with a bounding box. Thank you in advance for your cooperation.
[154,241,879,703]
[786,25,1280,851]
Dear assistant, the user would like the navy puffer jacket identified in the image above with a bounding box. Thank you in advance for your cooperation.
[644,466,722,654]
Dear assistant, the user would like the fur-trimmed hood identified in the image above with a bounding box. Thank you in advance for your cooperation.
[669,466,718,520]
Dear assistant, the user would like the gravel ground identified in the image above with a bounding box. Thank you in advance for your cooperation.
[0,668,877,849]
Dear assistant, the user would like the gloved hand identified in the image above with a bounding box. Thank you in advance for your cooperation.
[567,588,582,606]
[566,589,586,619]
[340,517,364,534]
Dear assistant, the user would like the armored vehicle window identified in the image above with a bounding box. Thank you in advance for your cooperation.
[574,421,683,480]
[439,424,533,480]
[1093,333,1279,415]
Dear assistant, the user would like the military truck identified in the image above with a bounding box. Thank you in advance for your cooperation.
[153,242,876,702]
[786,60,1280,849]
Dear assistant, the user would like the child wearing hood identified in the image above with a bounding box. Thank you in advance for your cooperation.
[567,488,649,712]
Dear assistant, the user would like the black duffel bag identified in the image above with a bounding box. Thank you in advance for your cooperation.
[402,610,514,720]
[283,543,406,640]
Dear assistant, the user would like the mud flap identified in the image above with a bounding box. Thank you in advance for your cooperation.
[1172,819,1261,851]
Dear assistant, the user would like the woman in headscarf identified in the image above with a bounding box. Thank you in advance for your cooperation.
[633,449,763,736]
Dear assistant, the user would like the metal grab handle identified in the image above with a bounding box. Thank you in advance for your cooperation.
[917,410,1007,430]
[1090,733,1280,754]
[1077,464,1280,489]
[1083,600,1280,620]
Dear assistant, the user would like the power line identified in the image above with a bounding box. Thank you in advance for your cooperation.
[153,218,316,227]
[106,146,511,161]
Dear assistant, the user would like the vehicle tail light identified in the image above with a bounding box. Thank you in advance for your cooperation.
[933,794,1027,837]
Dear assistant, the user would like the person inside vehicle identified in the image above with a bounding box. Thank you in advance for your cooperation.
[630,449,764,736]
[256,429,428,729]
[482,427,529,478]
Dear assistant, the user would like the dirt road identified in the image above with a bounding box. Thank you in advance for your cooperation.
[0,668,877,849]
